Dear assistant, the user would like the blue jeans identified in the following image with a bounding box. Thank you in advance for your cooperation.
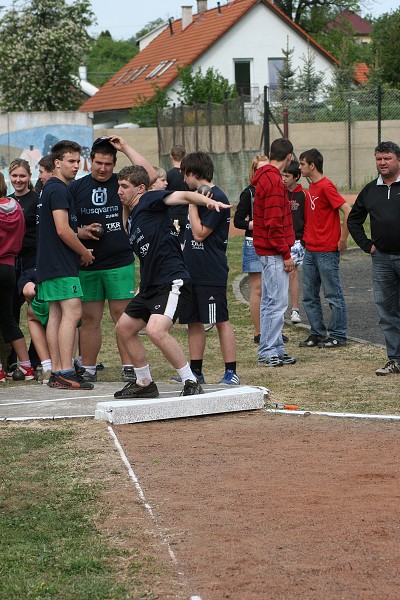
[371,248,400,361]
[302,250,347,342]
[258,255,289,359]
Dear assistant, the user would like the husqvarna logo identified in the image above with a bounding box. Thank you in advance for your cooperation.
[92,187,108,206]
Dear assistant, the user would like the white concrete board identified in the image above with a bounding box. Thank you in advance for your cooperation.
[95,385,266,424]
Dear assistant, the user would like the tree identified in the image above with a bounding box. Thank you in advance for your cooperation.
[0,0,94,111]
[273,0,359,28]
[86,31,138,87]
[294,45,325,103]
[274,38,297,104]
[129,86,170,127]
[176,65,237,105]
[370,8,400,87]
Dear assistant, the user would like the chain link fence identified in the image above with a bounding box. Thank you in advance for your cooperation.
[158,87,400,199]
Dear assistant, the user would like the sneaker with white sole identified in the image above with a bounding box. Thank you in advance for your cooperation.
[114,380,159,399]
[290,309,301,323]
[258,355,283,367]
[375,359,400,376]
[219,370,240,385]
[278,353,297,365]
[81,370,97,382]
[37,369,52,384]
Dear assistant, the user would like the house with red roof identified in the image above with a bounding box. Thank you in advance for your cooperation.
[80,0,360,126]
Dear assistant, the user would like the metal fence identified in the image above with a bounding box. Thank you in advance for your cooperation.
[158,86,400,197]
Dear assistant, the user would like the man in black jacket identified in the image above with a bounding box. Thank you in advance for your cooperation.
[348,141,400,376]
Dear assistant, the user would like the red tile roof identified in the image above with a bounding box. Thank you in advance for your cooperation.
[80,0,338,113]
[353,62,370,84]
[328,10,372,36]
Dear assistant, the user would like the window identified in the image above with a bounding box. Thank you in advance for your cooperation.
[268,58,284,102]
[234,60,251,100]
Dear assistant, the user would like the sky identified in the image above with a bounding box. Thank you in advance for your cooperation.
[0,0,397,40]
[87,0,398,40]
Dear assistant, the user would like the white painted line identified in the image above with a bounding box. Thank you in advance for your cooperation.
[108,426,202,599]
[1,415,94,422]
[264,409,400,420]
[0,395,113,406]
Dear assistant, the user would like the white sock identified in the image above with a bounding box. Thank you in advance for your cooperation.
[135,364,152,386]
[177,363,196,383]
[41,359,52,371]
[82,365,96,375]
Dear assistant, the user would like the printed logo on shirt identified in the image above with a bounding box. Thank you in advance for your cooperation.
[91,187,108,207]
[190,240,204,251]
[140,243,150,257]
[310,195,318,210]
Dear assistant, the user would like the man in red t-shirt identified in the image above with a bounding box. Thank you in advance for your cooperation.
[299,148,351,348]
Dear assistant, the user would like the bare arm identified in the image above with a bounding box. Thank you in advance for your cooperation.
[163,190,231,212]
[108,135,157,185]
[53,209,94,266]
[188,204,214,242]
[338,202,351,252]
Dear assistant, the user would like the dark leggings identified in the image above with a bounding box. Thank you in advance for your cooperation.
[0,264,25,343]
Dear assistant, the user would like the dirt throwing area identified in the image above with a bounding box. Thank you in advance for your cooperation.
[114,410,400,599]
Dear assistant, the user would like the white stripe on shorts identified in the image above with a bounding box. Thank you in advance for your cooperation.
[208,296,217,324]
[164,279,184,320]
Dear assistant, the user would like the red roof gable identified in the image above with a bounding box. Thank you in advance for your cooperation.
[328,10,372,36]
[80,0,338,113]
[353,62,370,84]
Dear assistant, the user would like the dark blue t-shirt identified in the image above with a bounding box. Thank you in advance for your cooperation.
[69,173,133,271]
[36,177,80,283]
[183,185,230,285]
[126,190,189,291]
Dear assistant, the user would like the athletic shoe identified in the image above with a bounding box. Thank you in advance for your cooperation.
[121,366,137,383]
[253,334,260,344]
[317,337,346,348]
[96,362,105,370]
[258,355,283,367]
[299,335,322,347]
[204,323,214,332]
[15,365,35,381]
[5,363,18,380]
[282,334,289,343]
[34,366,43,381]
[219,370,240,385]
[375,359,400,376]
[74,361,85,378]
[47,372,94,390]
[170,372,206,384]
[0,368,6,383]
[114,381,159,399]
[180,379,204,396]
[37,369,52,384]
[290,310,301,324]
[278,353,297,365]
[81,370,97,382]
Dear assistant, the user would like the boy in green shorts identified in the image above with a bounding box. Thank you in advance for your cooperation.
[36,140,95,390]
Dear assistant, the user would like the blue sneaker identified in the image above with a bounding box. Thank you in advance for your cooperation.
[170,372,206,384]
[219,370,240,385]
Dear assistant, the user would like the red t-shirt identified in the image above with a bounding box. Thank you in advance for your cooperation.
[303,177,345,252]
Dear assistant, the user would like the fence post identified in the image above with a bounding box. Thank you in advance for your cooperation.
[224,92,229,152]
[194,103,199,151]
[283,107,289,139]
[263,86,270,156]
[180,102,185,148]
[156,107,162,163]
[241,94,246,150]
[347,99,352,190]
[207,96,213,153]
[172,103,176,147]
[377,85,382,145]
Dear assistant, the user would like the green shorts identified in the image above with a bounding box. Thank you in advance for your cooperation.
[31,296,50,326]
[37,277,83,302]
[79,264,135,302]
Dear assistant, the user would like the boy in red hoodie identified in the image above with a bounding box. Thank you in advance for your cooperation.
[0,197,34,381]
[252,138,296,367]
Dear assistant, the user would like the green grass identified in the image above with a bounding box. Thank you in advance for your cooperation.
[0,424,162,599]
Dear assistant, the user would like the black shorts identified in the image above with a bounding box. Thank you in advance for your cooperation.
[179,284,229,324]
[124,279,191,323]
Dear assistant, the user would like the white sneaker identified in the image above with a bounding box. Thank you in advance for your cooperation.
[291,309,301,323]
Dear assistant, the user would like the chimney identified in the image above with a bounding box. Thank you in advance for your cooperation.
[197,0,207,13]
[182,6,193,29]
[79,65,87,81]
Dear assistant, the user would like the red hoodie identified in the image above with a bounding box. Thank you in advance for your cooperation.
[251,164,294,260]
[0,197,26,266]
